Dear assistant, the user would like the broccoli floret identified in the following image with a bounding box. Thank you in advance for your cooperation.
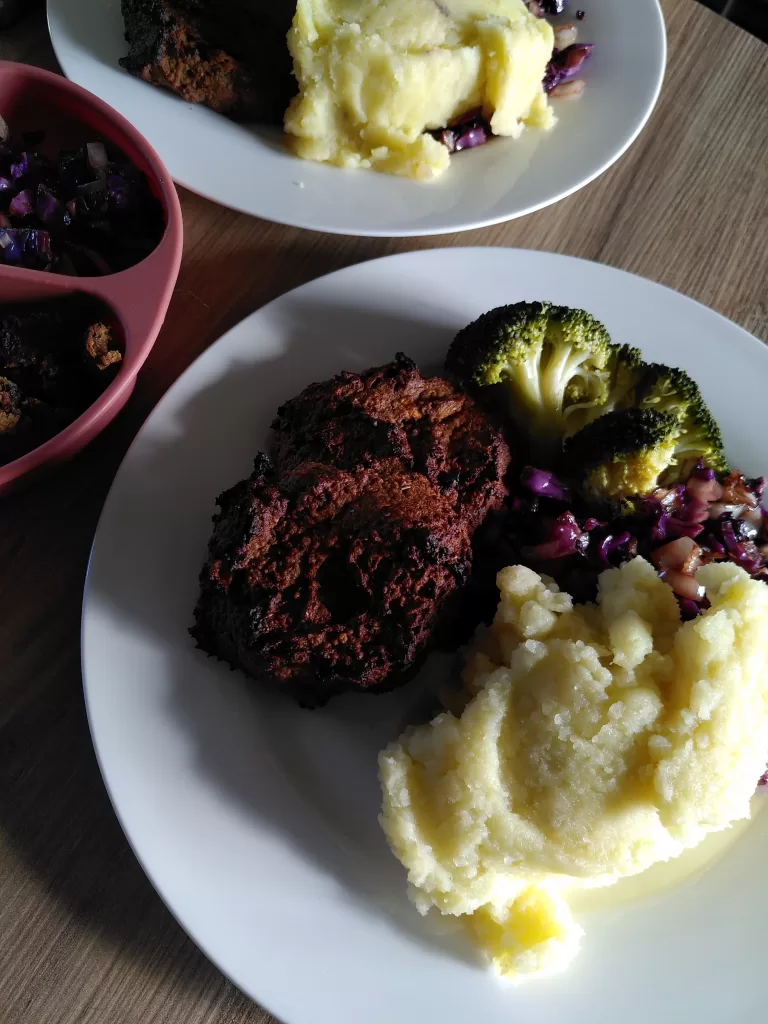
[636,364,729,482]
[636,363,701,419]
[445,301,616,455]
[563,343,646,437]
[565,407,681,502]
[663,395,729,483]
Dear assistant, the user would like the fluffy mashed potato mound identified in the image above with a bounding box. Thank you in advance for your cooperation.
[284,0,555,180]
[379,558,768,980]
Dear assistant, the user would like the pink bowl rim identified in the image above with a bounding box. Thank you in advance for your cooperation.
[0,59,183,489]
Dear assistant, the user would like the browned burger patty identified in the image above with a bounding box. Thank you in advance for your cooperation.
[271,354,511,533]
[192,357,512,706]
[191,458,472,707]
[120,0,294,124]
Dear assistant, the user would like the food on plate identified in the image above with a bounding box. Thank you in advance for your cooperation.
[120,0,593,180]
[445,298,763,619]
[284,0,556,180]
[119,0,295,123]
[0,295,122,464]
[379,557,768,980]
[503,463,768,615]
[446,300,616,456]
[190,294,767,984]
[0,117,164,275]
[270,353,510,533]
[445,300,727,491]
[191,355,511,706]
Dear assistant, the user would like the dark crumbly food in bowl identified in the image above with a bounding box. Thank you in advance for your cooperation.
[0,294,122,465]
[120,0,295,124]
[191,355,512,706]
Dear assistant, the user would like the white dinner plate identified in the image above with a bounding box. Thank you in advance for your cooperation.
[83,248,768,1024]
[48,0,666,237]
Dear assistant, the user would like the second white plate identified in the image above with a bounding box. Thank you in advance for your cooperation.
[83,248,768,1024]
[49,0,666,236]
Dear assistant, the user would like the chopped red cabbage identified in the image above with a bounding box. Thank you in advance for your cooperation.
[0,117,163,275]
[36,185,61,225]
[521,510,588,561]
[544,43,594,93]
[8,188,33,218]
[431,110,493,154]
[521,465,572,501]
[502,465,768,614]
[454,125,489,152]
[679,599,702,621]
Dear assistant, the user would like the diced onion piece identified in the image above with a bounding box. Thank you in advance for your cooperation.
[686,475,723,503]
[709,502,745,519]
[550,80,586,100]
[742,506,764,531]
[663,568,706,602]
[721,471,758,507]
[554,24,579,50]
[652,536,701,573]
[86,141,108,171]
[0,115,8,142]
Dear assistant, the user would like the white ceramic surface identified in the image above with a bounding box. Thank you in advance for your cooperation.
[83,248,768,1024]
[48,0,666,237]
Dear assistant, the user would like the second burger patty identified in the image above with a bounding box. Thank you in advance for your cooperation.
[191,355,511,706]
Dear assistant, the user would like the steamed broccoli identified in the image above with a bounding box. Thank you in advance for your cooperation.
[446,301,729,495]
[563,343,646,437]
[636,364,729,481]
[564,407,682,502]
[664,396,729,482]
[445,301,616,455]
[636,363,700,419]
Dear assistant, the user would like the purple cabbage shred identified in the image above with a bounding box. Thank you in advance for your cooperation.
[521,465,572,501]
[0,118,163,274]
[502,465,768,617]
[544,43,594,93]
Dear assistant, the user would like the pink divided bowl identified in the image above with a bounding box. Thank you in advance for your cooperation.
[0,60,183,494]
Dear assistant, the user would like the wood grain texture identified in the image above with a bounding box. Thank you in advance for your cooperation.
[0,2,766,1022]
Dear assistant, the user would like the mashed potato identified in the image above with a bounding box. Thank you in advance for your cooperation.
[379,558,768,980]
[285,0,555,180]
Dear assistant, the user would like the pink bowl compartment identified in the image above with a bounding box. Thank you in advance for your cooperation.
[0,60,183,494]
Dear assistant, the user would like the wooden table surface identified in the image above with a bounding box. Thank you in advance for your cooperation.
[1,2,767,1022]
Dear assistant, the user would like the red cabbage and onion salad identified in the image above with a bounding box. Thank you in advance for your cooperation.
[504,463,768,619]
[431,1,592,155]
[0,118,163,276]
[429,109,493,154]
